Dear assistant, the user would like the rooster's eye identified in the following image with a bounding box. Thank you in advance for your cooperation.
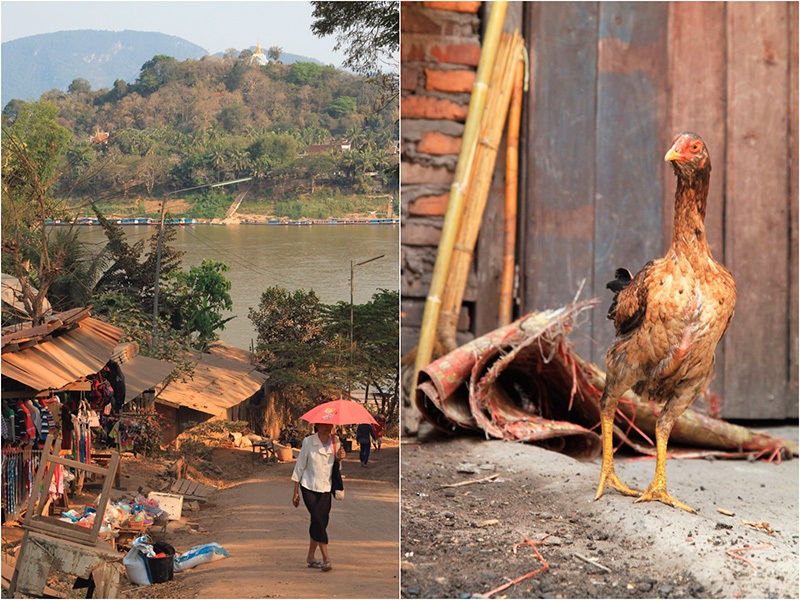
[691,143,701,152]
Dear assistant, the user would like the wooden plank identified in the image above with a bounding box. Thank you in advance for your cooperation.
[186,481,201,496]
[474,129,509,336]
[724,2,790,418]
[789,0,799,419]
[666,2,728,401]
[521,1,600,361]
[592,1,670,365]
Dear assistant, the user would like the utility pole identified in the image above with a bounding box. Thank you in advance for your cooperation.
[151,177,252,353]
[348,254,384,399]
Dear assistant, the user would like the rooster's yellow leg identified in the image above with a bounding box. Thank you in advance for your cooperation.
[594,407,639,500]
[634,418,695,513]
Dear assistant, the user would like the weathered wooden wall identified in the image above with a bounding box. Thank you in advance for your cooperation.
[401,1,798,419]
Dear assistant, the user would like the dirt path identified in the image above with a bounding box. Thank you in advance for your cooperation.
[401,426,798,599]
[132,442,399,599]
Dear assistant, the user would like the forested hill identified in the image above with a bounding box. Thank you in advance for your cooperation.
[1,30,207,106]
[2,53,398,221]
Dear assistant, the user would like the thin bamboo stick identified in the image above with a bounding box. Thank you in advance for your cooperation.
[498,53,525,326]
[409,1,509,432]
[437,32,524,352]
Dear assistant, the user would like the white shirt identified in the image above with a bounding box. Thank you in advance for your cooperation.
[291,433,339,493]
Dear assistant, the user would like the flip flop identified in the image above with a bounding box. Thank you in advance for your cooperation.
[320,561,332,572]
[307,561,323,568]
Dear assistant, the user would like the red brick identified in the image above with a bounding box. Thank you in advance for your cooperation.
[417,131,462,155]
[409,193,450,216]
[430,41,481,66]
[425,68,475,93]
[401,6,440,34]
[422,1,482,13]
[401,162,454,185]
[402,222,444,246]
[401,95,469,121]
[401,67,420,91]
[401,40,426,62]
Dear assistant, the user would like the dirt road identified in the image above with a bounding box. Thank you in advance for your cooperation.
[401,425,798,599]
[134,442,399,599]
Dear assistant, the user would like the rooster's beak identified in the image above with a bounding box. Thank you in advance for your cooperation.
[664,144,683,162]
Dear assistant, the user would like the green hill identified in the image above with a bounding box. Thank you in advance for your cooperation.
[2,51,398,221]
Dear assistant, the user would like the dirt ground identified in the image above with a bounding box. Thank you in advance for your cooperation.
[1,439,399,599]
[401,424,799,599]
[127,441,400,599]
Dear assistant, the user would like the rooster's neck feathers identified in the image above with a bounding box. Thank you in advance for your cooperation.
[671,161,711,256]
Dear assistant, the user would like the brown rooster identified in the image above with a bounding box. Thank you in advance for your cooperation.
[594,132,736,513]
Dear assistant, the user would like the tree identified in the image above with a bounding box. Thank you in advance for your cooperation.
[169,259,235,351]
[268,45,283,62]
[91,207,185,317]
[136,54,176,95]
[68,78,92,95]
[1,101,102,325]
[323,289,399,421]
[311,1,398,75]
[327,96,357,118]
[311,1,399,110]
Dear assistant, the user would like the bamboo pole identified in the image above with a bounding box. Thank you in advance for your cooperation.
[437,32,524,352]
[498,52,526,326]
[409,1,509,431]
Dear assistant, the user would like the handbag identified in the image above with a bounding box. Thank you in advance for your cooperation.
[331,436,344,500]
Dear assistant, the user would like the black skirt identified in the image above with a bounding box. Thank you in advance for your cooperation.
[301,485,332,544]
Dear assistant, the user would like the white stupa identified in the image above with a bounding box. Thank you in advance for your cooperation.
[249,42,268,66]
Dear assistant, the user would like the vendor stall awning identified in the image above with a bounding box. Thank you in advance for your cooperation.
[1,314,123,392]
[156,343,267,415]
[120,354,176,403]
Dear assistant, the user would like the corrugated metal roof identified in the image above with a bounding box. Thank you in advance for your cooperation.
[156,343,267,415]
[120,354,176,403]
[1,317,123,392]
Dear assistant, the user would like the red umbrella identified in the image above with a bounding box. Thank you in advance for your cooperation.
[300,399,378,426]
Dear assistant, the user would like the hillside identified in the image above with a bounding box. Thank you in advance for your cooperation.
[2,52,398,221]
[1,30,207,106]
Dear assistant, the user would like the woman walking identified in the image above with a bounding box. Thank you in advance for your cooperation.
[291,422,346,571]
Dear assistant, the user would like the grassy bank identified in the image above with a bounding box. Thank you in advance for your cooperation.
[79,186,398,221]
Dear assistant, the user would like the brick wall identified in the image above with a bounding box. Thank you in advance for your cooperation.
[401,1,482,355]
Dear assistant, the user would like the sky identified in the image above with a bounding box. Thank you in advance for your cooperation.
[0,0,345,65]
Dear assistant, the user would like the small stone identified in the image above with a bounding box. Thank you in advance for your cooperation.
[445,512,455,519]
[658,584,673,597]
[406,587,420,596]
[445,491,456,497]
[540,512,554,519]
[401,561,415,572]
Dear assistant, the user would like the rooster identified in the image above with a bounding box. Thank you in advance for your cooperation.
[594,132,736,513]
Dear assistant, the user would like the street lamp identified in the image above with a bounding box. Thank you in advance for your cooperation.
[151,176,253,352]
[348,254,384,399]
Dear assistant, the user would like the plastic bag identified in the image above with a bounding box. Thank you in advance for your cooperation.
[173,542,230,572]
[123,535,156,585]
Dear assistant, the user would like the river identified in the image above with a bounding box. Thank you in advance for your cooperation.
[78,224,399,350]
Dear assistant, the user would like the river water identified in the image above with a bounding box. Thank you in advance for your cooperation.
[79,224,399,350]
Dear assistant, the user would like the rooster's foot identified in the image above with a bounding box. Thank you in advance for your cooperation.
[594,470,639,501]
[634,482,695,513]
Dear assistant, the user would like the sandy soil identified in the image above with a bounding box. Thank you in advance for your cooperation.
[401,425,799,599]
[125,441,400,599]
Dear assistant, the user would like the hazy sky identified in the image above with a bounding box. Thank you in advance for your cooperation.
[1,0,345,65]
